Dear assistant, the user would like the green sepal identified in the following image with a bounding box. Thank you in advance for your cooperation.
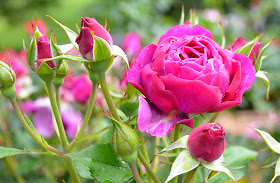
[111,118,139,164]
[37,62,55,83]
[111,45,129,69]
[53,61,69,87]
[254,39,274,72]
[47,15,79,51]
[93,35,112,62]
[0,61,16,91]
[1,85,16,100]
[179,3,185,25]
[235,34,263,56]
[26,37,37,71]
[50,32,61,66]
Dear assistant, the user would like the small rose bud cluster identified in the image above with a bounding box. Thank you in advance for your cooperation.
[187,123,226,163]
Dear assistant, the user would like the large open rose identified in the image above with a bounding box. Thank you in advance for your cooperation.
[127,24,255,137]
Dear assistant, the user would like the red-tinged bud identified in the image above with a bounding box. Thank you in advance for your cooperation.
[76,17,112,62]
[27,27,61,83]
[187,123,226,163]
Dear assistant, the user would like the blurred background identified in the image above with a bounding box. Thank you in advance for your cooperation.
[0,0,279,182]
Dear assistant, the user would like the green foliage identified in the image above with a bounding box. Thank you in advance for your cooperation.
[65,143,133,182]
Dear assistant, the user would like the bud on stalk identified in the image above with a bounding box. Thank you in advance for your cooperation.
[112,120,139,164]
[187,123,226,163]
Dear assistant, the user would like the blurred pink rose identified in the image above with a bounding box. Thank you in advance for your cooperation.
[71,75,92,103]
[24,18,48,35]
[121,33,142,59]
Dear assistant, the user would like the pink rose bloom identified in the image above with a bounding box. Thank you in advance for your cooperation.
[71,75,92,103]
[128,24,256,137]
[187,123,226,163]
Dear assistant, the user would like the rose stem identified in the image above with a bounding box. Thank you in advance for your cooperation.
[68,76,98,151]
[169,124,182,183]
[55,86,61,113]
[97,71,143,181]
[45,82,81,183]
[139,132,153,182]
[209,112,221,122]
[129,163,143,183]
[152,137,160,173]
[0,105,25,183]
[9,98,63,155]
[97,71,121,122]
[137,149,161,183]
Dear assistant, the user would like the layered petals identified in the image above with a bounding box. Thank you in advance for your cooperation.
[138,96,193,138]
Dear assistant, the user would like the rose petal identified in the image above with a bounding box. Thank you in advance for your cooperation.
[161,74,222,113]
[142,64,178,112]
[138,96,193,138]
[226,36,246,51]
[158,24,213,44]
[127,44,156,96]
[82,17,113,46]
[249,41,261,63]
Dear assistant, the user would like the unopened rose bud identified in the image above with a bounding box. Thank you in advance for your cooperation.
[53,61,69,87]
[112,121,139,164]
[76,17,112,63]
[0,61,16,99]
[187,123,226,163]
[27,27,60,82]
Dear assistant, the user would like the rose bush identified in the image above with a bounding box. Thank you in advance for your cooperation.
[128,24,256,137]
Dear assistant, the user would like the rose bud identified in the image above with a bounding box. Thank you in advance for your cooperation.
[187,123,226,163]
[112,120,139,164]
[53,61,69,87]
[27,27,60,82]
[76,17,113,62]
[0,61,17,99]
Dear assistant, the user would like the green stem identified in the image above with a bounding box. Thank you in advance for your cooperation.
[64,158,81,183]
[55,86,61,113]
[10,99,63,155]
[129,163,143,183]
[68,79,98,151]
[169,124,182,183]
[46,82,81,183]
[137,149,161,183]
[97,71,121,122]
[209,112,221,122]
[46,82,69,152]
[152,137,160,173]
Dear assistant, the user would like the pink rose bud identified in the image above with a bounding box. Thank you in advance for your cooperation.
[187,123,226,163]
[27,28,59,71]
[76,17,113,62]
[36,36,55,69]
